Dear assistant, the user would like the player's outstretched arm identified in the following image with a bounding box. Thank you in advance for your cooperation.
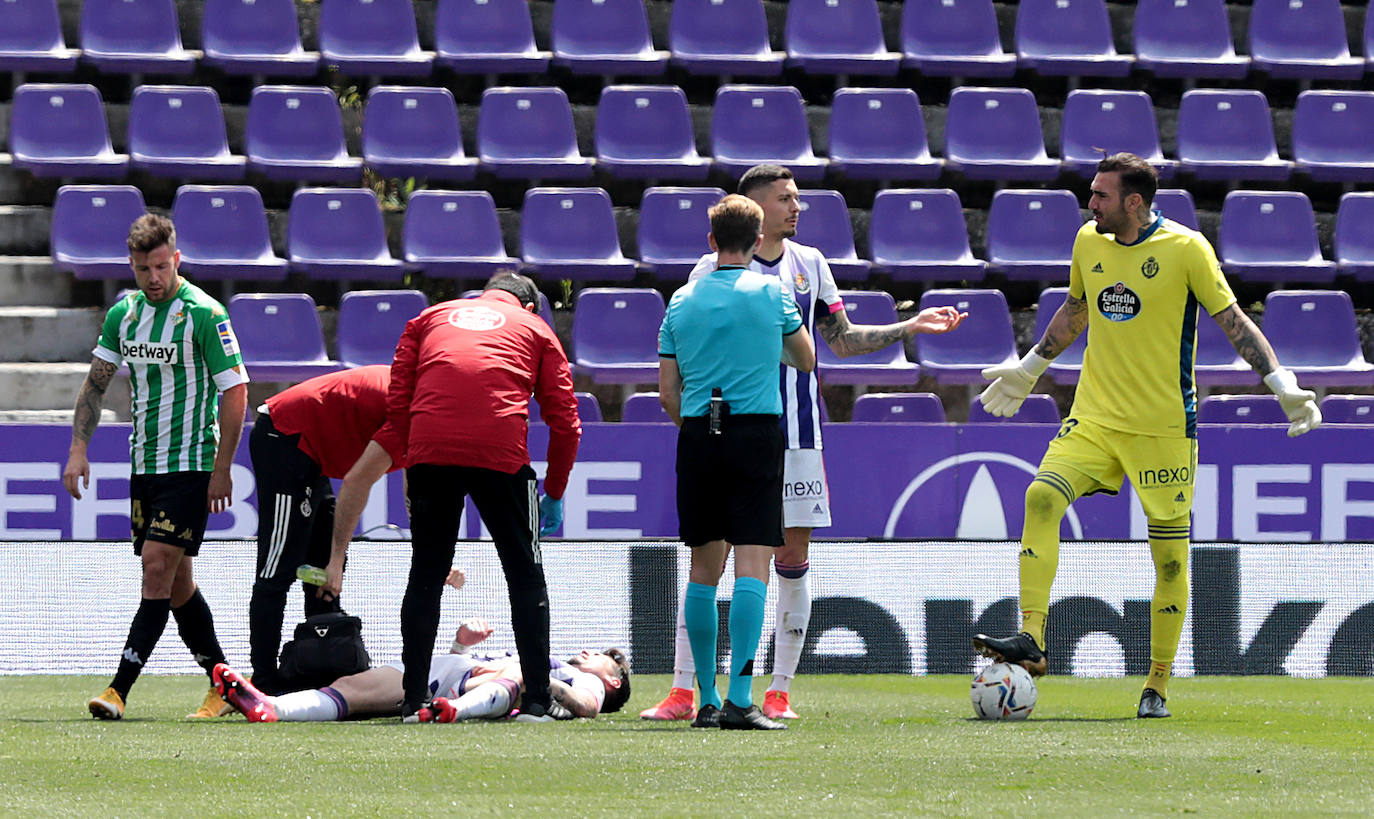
[816,305,967,358]
[63,357,118,500]
[1213,304,1321,436]
[321,440,395,600]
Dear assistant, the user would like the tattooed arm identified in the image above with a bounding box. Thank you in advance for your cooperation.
[63,357,119,500]
[1033,294,1090,359]
[1212,303,1279,376]
[815,304,967,358]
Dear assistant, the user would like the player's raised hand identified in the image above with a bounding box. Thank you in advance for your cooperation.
[456,618,493,648]
[979,351,1052,417]
[1264,369,1323,437]
[910,305,968,335]
[445,567,466,589]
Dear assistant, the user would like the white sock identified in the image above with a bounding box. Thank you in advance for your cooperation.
[271,689,342,722]
[671,591,696,691]
[770,568,811,693]
[450,679,518,721]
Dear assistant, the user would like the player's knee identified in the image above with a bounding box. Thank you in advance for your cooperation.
[1024,481,1068,523]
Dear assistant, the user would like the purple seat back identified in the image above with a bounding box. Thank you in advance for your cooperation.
[969,393,1060,423]
[319,0,424,59]
[1293,91,1374,166]
[247,86,350,163]
[829,88,932,163]
[478,87,581,162]
[1262,290,1367,369]
[901,0,1005,60]
[818,291,911,370]
[946,87,1048,163]
[404,190,509,261]
[1219,192,1324,265]
[852,393,946,423]
[795,191,860,264]
[786,0,889,58]
[623,392,671,422]
[521,188,626,265]
[202,0,307,60]
[1250,0,1353,64]
[1197,395,1289,425]
[10,84,114,160]
[337,290,428,367]
[917,289,1016,370]
[1153,189,1198,231]
[1335,193,1374,268]
[1133,0,1239,62]
[50,185,147,271]
[1177,90,1281,164]
[171,186,276,262]
[712,85,817,164]
[572,288,665,368]
[596,86,698,162]
[436,0,544,67]
[0,0,68,54]
[531,392,602,424]
[1015,0,1118,59]
[637,186,724,268]
[670,0,773,60]
[288,188,392,263]
[229,294,331,364]
[986,190,1081,264]
[1032,288,1086,367]
[552,0,656,59]
[1320,395,1374,424]
[1195,308,1245,367]
[129,86,232,160]
[363,86,464,162]
[869,189,976,265]
[81,0,185,56]
[1061,90,1164,166]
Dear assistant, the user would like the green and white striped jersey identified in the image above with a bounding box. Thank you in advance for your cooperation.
[93,280,249,474]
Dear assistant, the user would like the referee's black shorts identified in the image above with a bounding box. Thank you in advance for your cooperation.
[676,414,784,549]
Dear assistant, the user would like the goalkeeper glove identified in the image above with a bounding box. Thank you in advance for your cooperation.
[538,494,564,536]
[1263,368,1322,437]
[979,350,1052,417]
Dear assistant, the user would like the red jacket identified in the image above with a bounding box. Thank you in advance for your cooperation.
[376,290,581,498]
[264,365,400,480]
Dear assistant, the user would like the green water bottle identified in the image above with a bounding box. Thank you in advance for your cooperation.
[297,564,328,586]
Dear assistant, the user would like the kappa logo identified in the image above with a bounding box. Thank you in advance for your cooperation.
[1141,256,1160,279]
[1091,262,1104,273]
[448,305,507,331]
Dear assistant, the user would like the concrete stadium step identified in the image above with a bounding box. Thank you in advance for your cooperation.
[0,257,74,307]
[0,307,102,362]
[0,363,131,419]
[0,408,116,424]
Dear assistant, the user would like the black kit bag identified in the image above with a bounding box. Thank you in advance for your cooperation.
[277,611,371,691]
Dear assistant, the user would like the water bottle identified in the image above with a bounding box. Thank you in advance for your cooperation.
[297,564,328,586]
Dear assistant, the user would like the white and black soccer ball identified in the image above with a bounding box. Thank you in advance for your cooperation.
[970,662,1037,720]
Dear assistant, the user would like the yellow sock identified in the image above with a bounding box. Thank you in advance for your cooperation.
[1020,610,1047,649]
[1018,470,1080,649]
[1145,514,1191,699]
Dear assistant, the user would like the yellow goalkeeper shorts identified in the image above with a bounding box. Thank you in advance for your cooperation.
[1038,417,1198,521]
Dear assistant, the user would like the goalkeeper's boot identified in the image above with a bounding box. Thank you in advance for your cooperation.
[186,685,232,719]
[1137,688,1171,719]
[88,687,124,720]
[762,690,799,720]
[972,632,1048,677]
[690,703,720,728]
[639,686,696,721]
[212,663,278,722]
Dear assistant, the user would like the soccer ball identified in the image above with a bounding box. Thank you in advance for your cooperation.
[970,662,1037,720]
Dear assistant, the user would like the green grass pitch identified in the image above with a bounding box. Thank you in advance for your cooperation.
[2,674,1372,816]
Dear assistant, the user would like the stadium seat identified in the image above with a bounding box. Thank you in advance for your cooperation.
[784,0,900,76]
[1292,91,1374,183]
[551,0,667,76]
[572,288,665,384]
[201,0,319,77]
[1194,309,1258,387]
[336,290,428,368]
[434,0,549,74]
[817,291,919,386]
[1261,290,1374,386]
[668,0,782,76]
[827,88,942,182]
[851,393,946,423]
[1176,90,1292,183]
[171,186,288,281]
[520,188,636,281]
[403,190,518,278]
[80,0,195,74]
[899,0,1015,77]
[1198,395,1290,425]
[985,190,1081,281]
[1335,193,1374,281]
[1249,0,1362,80]
[944,87,1059,182]
[1132,0,1248,79]
[530,392,603,424]
[795,190,870,283]
[245,85,362,183]
[0,0,79,72]
[595,85,710,181]
[868,189,985,283]
[287,188,404,280]
[128,86,246,181]
[1014,0,1132,77]
[49,185,147,279]
[622,392,672,422]
[10,84,128,178]
[228,293,342,382]
[318,0,433,76]
[362,86,477,181]
[476,87,594,180]
[711,85,827,182]
[636,186,725,279]
[1319,394,1374,424]
[1060,90,1175,180]
[1218,192,1335,283]
[1031,288,1086,385]
[915,289,1017,385]
[462,288,555,329]
[1153,189,1199,231]
[968,393,1060,423]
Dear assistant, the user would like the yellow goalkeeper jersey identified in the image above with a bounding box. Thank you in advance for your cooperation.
[1067,213,1237,439]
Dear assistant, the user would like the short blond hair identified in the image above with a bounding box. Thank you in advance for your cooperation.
[708,194,764,254]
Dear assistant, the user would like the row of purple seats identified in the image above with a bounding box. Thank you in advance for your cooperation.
[850,393,1374,425]
[1198,394,1374,424]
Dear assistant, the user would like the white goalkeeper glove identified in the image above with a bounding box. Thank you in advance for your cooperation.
[1263,368,1322,437]
[979,350,1052,418]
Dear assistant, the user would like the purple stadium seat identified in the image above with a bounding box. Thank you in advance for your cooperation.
[10,84,128,179]
[1177,90,1292,183]
[1132,0,1248,79]
[1060,90,1176,180]
[476,87,594,180]
[916,289,1016,385]
[827,88,942,182]
[0,0,79,72]
[711,85,827,182]
[287,188,404,280]
[572,288,665,384]
[229,293,342,382]
[1015,0,1132,77]
[944,87,1059,182]
[968,393,1060,424]
[1292,91,1374,183]
[1335,193,1374,281]
[1320,395,1374,424]
[985,190,1082,281]
[362,86,477,181]
[1032,288,1086,385]
[80,0,194,74]
[530,392,603,424]
[1219,192,1335,283]
[816,291,919,386]
[869,189,985,283]
[636,186,724,279]
[50,185,147,279]
[318,0,432,76]
[669,0,782,76]
[1367,9,1374,73]
[1249,0,1362,80]
[461,288,555,329]
[1153,189,1199,231]
[336,290,428,368]
[1198,395,1290,425]
[201,0,319,77]
[435,0,549,74]
[245,85,362,183]
[551,0,668,76]
[785,0,900,76]
[851,393,946,423]
[128,86,245,181]
[403,190,518,278]
[1194,309,1257,386]
[1261,290,1374,386]
[622,392,672,422]
[521,188,636,281]
[795,190,870,283]
[171,185,288,281]
[595,85,709,181]
[900,0,1015,77]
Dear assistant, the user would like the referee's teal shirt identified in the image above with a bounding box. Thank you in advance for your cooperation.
[658,264,804,417]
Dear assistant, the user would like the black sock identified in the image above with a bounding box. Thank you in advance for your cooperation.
[172,588,226,676]
[111,598,171,699]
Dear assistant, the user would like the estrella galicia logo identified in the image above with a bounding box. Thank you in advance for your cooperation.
[1098,282,1142,322]
[1141,256,1160,279]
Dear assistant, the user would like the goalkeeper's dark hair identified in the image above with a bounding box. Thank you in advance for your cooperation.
[1096,152,1158,208]
[483,271,540,309]
[599,646,632,714]
[737,164,794,198]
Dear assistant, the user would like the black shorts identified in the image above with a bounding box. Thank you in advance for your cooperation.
[130,472,212,556]
[676,415,784,549]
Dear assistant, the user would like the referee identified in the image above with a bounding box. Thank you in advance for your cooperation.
[658,194,816,731]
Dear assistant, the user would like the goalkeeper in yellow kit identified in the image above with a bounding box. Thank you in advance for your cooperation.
[972,153,1322,718]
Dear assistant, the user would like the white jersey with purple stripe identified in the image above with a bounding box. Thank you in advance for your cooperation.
[688,239,842,450]
[417,652,605,711]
